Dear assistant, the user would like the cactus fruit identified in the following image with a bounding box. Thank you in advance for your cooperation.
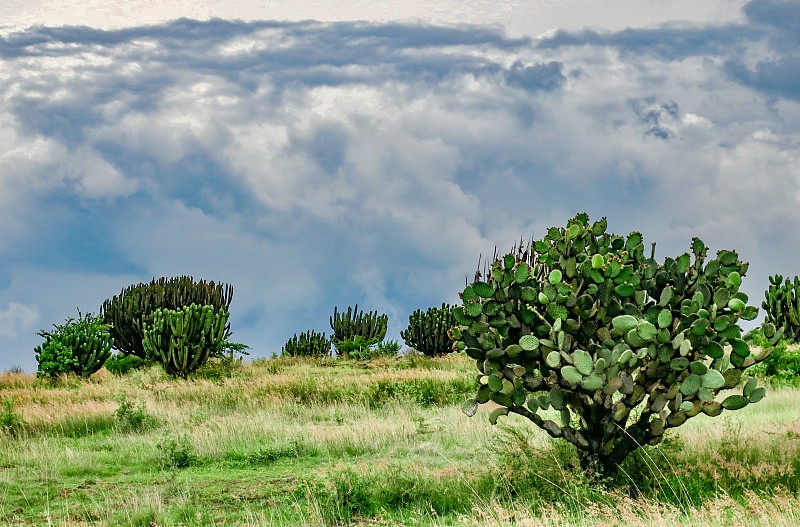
[330,304,388,353]
[453,213,780,478]
[282,331,332,357]
[401,303,455,356]
[141,304,230,377]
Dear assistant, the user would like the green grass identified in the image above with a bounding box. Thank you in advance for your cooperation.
[1,354,800,526]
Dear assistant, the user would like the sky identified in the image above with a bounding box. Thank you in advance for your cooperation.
[1,0,798,372]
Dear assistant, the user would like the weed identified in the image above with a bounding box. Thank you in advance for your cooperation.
[157,431,196,469]
[113,393,158,432]
[0,397,25,436]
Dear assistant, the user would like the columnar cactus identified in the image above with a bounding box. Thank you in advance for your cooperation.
[329,304,388,351]
[142,304,230,377]
[35,311,114,378]
[401,303,455,356]
[101,276,233,358]
[762,274,800,342]
[453,213,781,478]
[282,331,332,357]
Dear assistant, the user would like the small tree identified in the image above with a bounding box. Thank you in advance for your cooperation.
[452,213,781,479]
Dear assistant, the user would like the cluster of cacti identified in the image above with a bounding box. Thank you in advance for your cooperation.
[330,304,388,351]
[141,304,231,377]
[401,303,455,356]
[452,213,781,478]
[34,311,113,378]
[762,274,800,342]
[282,331,332,357]
[101,276,233,359]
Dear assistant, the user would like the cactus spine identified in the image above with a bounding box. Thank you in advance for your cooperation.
[453,213,780,478]
[401,303,455,356]
[282,331,332,357]
[329,304,388,352]
[142,304,230,377]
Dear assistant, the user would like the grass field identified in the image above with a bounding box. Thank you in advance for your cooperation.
[1,353,800,526]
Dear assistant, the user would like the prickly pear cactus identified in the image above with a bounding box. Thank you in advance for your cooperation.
[282,331,332,357]
[401,303,455,356]
[762,274,800,342]
[453,213,781,478]
[142,304,230,377]
[330,304,388,352]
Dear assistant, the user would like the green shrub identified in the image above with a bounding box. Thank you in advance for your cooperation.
[157,431,195,469]
[337,337,400,360]
[0,397,25,437]
[104,353,150,375]
[745,328,800,384]
[452,212,781,479]
[34,310,113,379]
[113,393,158,432]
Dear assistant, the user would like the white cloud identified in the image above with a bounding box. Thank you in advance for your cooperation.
[0,8,798,368]
[0,302,39,340]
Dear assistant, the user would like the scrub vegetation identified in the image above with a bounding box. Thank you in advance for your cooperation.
[2,354,800,526]
[11,213,800,525]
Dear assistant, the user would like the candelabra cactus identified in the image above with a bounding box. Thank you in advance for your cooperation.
[330,304,388,352]
[142,304,230,377]
[453,213,781,478]
[282,331,332,357]
[401,303,455,356]
[101,276,233,359]
[35,311,113,378]
[762,274,800,342]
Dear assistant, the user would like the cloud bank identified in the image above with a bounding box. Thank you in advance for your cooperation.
[1,1,799,370]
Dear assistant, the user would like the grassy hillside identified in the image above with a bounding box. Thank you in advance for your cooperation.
[1,354,800,526]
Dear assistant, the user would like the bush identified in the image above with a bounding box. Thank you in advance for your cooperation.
[104,354,150,375]
[0,397,25,437]
[452,213,780,479]
[337,337,400,360]
[745,328,800,384]
[113,393,158,432]
[157,431,195,469]
[34,310,113,379]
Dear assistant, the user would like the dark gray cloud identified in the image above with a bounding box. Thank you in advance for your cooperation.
[536,25,763,60]
[536,0,800,104]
